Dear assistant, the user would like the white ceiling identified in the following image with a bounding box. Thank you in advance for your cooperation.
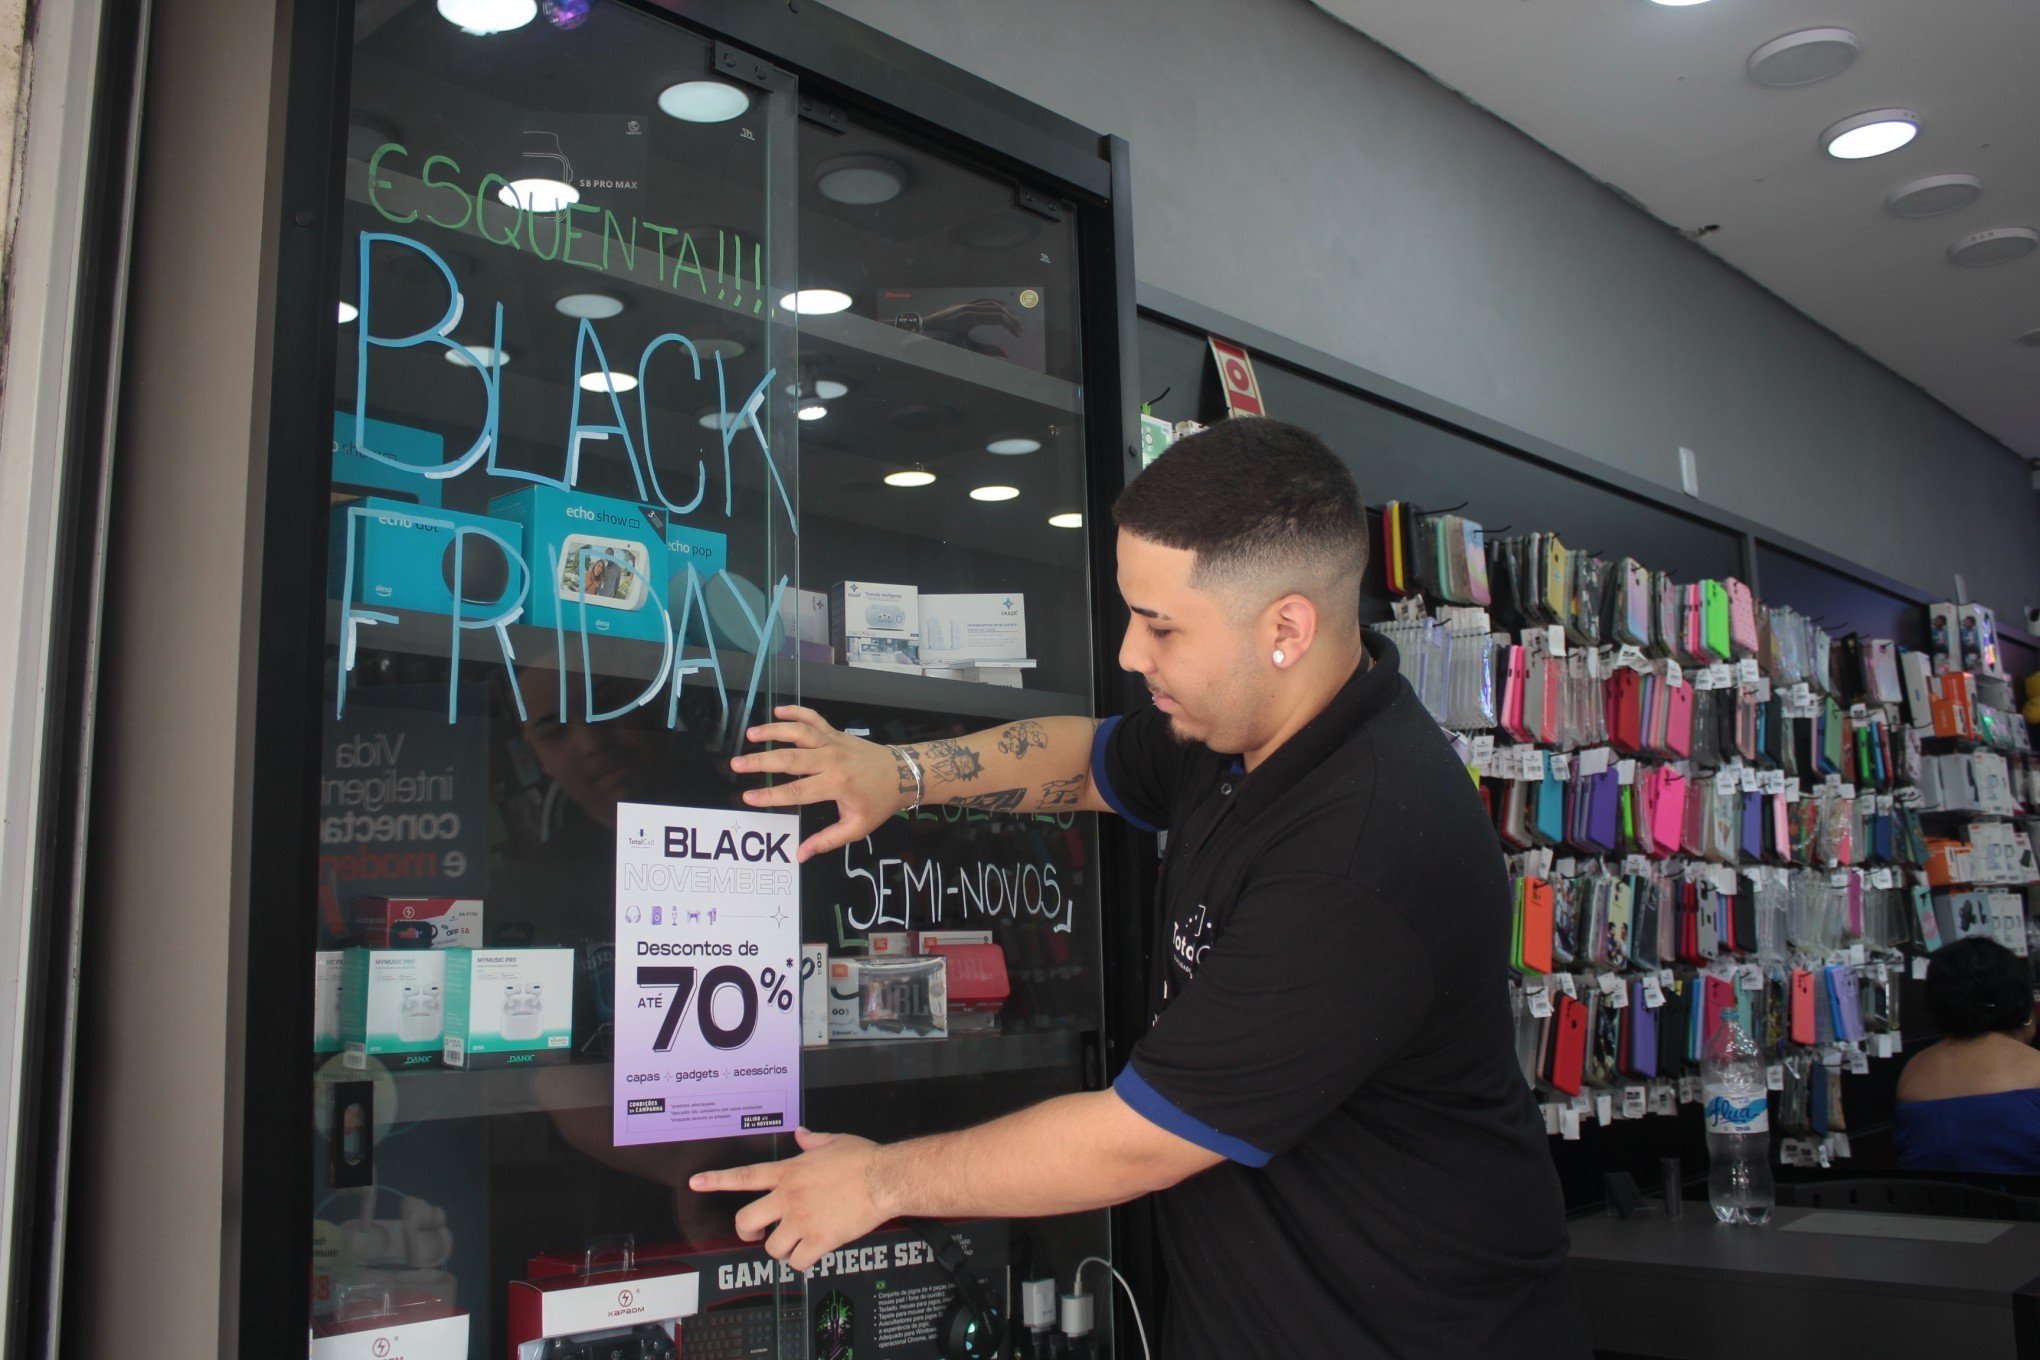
[1309,0,2040,462]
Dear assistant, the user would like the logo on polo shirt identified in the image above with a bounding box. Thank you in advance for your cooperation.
[1171,903,1216,979]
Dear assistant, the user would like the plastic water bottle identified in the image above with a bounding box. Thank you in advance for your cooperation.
[1702,1007,1775,1226]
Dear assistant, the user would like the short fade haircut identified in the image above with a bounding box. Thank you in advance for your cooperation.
[1926,936,2036,1039]
[1112,418,1369,620]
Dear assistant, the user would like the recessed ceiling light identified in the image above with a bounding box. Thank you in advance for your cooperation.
[1646,0,1711,7]
[1823,110,1920,161]
[783,378,850,400]
[969,485,1020,503]
[2016,327,2040,348]
[987,437,1041,456]
[884,469,936,488]
[437,0,537,34]
[445,345,511,368]
[1048,512,1083,529]
[780,289,853,315]
[815,154,909,206]
[1747,28,1860,87]
[657,80,750,124]
[498,177,579,212]
[555,292,624,319]
[1887,173,1984,218]
[695,337,747,361]
[580,370,638,393]
[797,404,828,421]
[697,410,745,433]
[1948,226,2039,267]
[337,301,359,324]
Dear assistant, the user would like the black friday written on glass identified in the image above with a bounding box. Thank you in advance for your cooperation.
[336,223,796,730]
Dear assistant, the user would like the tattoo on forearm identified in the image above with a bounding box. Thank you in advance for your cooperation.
[923,739,984,784]
[944,787,1027,811]
[997,720,1049,760]
[893,750,917,796]
[1038,774,1085,808]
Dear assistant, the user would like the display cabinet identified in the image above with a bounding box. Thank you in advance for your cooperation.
[271,3,1139,1356]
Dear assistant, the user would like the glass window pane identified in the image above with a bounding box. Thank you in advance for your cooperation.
[318,4,798,1356]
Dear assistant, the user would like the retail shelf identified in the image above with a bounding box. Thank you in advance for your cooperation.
[329,603,1087,722]
[349,163,1079,415]
[798,309,1081,415]
[324,1029,1084,1124]
[1919,808,2031,822]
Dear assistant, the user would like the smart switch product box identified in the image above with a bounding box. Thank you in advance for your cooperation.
[918,593,1028,664]
[830,581,919,670]
[488,487,674,641]
[342,948,448,1069]
[314,951,345,1054]
[352,896,483,950]
[441,949,575,1068]
[328,497,527,619]
[778,588,833,662]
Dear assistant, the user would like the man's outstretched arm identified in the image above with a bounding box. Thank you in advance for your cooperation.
[732,706,1114,861]
[689,1090,1221,1272]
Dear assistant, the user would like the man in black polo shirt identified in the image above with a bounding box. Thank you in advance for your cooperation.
[694,420,1589,1357]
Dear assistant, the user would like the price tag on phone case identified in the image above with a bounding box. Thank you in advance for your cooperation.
[1766,1065,1785,1091]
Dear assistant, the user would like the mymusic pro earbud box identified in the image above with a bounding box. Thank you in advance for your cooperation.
[441,949,575,1068]
[342,948,447,1070]
[314,950,345,1054]
[488,487,673,642]
[328,497,527,619]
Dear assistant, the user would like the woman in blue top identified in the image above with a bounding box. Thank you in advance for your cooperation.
[1895,937,2040,1174]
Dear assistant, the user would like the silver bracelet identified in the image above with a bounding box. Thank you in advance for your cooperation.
[889,745,925,811]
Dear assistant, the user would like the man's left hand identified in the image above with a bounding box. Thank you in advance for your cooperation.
[690,1128,889,1272]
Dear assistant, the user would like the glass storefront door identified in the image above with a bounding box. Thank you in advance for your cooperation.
[308,4,1113,1356]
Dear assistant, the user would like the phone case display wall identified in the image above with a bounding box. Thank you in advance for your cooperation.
[1379,507,2038,1164]
[302,5,1118,1355]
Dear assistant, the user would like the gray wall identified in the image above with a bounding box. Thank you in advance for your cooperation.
[69,0,286,1351]
[831,0,2040,639]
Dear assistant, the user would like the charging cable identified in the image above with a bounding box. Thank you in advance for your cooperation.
[1074,1256,1151,1360]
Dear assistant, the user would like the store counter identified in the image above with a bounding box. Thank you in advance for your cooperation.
[1567,1204,2040,1358]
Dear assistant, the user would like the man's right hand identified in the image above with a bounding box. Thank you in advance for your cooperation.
[731,706,906,863]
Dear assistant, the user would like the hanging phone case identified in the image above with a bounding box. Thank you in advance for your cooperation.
[1665,681,1695,759]
[1519,878,1555,974]
[1461,518,1491,607]
[1726,578,1759,657]
[1384,503,1407,596]
[1501,647,1528,742]
[1546,994,1588,1096]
